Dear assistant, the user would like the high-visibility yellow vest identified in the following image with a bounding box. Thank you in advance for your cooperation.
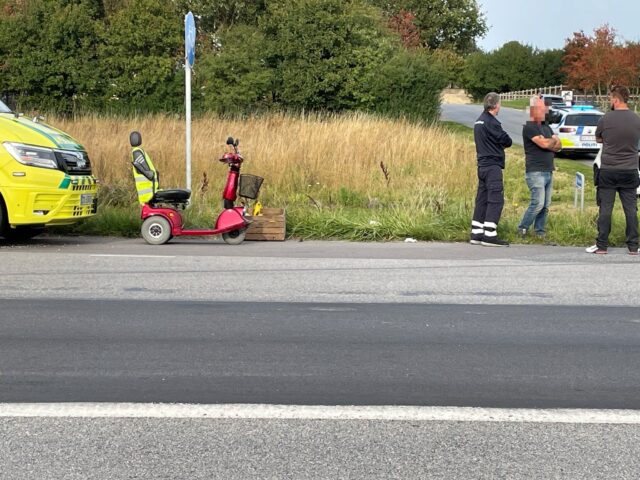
[131,147,159,205]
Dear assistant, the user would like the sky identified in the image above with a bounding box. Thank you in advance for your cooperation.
[477,0,640,51]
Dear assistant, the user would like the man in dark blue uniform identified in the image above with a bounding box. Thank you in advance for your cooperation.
[470,92,513,246]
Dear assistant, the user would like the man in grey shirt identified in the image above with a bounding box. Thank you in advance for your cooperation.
[587,85,640,255]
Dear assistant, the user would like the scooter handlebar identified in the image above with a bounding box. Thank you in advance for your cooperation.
[219,152,244,164]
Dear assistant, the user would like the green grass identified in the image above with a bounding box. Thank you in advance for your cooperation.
[438,121,476,137]
[501,99,530,110]
[65,206,141,237]
[62,192,630,247]
[53,120,632,247]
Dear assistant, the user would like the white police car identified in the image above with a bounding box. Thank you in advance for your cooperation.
[548,105,604,154]
[540,94,566,107]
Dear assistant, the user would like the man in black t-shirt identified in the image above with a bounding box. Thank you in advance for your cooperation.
[518,97,561,238]
[586,85,640,255]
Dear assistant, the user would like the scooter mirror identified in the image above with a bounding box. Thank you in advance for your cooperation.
[234,139,240,147]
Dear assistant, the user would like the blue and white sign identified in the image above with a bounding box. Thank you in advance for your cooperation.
[185,11,196,67]
[574,172,585,211]
[184,11,196,192]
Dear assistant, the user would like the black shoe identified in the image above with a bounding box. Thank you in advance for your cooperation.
[470,233,483,245]
[481,236,509,247]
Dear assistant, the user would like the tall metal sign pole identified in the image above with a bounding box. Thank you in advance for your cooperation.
[185,11,196,191]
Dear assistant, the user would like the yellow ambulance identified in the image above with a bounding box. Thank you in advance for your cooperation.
[0,99,97,240]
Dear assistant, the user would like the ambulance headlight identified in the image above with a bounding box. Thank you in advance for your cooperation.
[3,142,58,169]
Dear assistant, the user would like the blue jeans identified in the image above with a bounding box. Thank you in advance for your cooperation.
[518,171,553,235]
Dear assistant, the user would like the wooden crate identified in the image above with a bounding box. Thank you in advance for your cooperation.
[245,207,286,241]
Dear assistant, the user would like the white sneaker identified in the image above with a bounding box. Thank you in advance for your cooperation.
[585,245,607,254]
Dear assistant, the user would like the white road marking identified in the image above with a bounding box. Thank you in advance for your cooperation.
[89,254,175,259]
[1,404,640,424]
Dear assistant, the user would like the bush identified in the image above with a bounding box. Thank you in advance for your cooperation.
[99,0,183,113]
[463,42,566,101]
[370,50,446,122]
[0,0,105,114]
[198,25,274,114]
[262,0,397,111]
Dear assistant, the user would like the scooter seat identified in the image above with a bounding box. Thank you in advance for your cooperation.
[151,189,191,203]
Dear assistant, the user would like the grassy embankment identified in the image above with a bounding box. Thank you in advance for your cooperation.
[500,99,530,110]
[474,99,530,110]
[52,113,623,245]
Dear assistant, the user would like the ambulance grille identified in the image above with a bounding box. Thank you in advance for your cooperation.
[55,150,92,175]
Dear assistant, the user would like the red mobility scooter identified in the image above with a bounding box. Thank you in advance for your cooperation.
[130,131,263,245]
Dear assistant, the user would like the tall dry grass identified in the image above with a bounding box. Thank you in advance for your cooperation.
[51,113,480,208]
[53,112,617,245]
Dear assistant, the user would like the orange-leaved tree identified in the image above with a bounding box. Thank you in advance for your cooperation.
[563,25,640,95]
[388,10,421,49]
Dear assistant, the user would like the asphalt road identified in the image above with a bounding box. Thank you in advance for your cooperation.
[441,103,596,164]
[2,417,638,479]
[442,103,528,146]
[1,236,639,478]
[2,299,640,407]
[1,236,638,306]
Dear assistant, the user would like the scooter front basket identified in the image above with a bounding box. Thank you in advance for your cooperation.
[238,174,264,199]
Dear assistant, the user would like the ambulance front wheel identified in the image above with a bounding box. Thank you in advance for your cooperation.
[141,216,172,245]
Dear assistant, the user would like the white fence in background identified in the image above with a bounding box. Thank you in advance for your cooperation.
[501,86,640,111]
[500,85,566,100]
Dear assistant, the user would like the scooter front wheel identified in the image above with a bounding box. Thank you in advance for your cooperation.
[222,228,247,245]
[141,216,172,245]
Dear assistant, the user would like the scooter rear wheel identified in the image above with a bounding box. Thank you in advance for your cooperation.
[142,216,172,245]
[222,228,246,245]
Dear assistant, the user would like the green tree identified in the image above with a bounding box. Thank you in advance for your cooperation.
[462,42,563,100]
[171,0,267,33]
[198,25,274,114]
[367,0,487,54]
[262,0,397,111]
[491,41,538,90]
[536,49,565,86]
[430,48,466,86]
[462,51,498,100]
[370,49,446,122]
[100,0,183,112]
[0,0,104,113]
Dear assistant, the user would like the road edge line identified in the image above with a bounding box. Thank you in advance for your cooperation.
[1,404,640,424]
